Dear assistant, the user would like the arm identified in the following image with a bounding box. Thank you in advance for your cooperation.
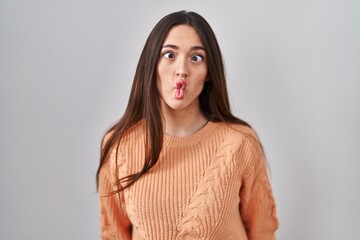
[239,135,279,240]
[98,150,132,240]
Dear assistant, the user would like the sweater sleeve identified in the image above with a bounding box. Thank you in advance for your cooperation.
[239,133,279,240]
[98,149,132,240]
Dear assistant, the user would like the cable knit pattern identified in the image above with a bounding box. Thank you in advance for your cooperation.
[176,141,237,238]
[98,120,279,240]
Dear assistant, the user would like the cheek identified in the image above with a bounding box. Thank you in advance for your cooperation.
[195,68,208,87]
[157,61,172,79]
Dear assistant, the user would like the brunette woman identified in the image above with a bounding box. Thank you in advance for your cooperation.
[97,10,279,240]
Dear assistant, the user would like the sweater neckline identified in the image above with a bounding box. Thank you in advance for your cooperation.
[163,121,219,147]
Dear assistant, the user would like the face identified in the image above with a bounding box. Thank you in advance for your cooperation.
[156,24,208,113]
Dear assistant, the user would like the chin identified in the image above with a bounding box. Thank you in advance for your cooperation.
[167,101,188,110]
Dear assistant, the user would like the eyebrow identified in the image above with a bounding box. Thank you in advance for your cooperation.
[162,44,206,51]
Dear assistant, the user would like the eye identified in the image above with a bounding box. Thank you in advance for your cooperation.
[191,54,204,62]
[163,51,175,59]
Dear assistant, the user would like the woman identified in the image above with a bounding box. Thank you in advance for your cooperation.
[97,10,279,240]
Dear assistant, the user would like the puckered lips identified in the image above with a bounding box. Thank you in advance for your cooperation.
[175,80,186,99]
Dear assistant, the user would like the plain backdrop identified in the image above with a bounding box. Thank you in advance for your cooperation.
[1,0,359,239]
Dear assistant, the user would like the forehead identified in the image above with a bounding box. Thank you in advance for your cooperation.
[163,24,203,46]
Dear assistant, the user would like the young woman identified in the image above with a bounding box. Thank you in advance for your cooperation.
[97,10,279,240]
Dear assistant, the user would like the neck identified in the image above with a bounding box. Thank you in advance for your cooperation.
[161,105,208,137]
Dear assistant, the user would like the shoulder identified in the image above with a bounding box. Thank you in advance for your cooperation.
[219,122,261,147]
[101,119,145,165]
[102,120,145,148]
[119,119,146,145]
[216,122,264,163]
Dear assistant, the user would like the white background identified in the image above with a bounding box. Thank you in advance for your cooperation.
[1,0,359,239]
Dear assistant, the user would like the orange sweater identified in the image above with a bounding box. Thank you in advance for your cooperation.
[98,120,279,239]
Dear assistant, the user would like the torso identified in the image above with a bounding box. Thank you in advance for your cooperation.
[117,120,253,239]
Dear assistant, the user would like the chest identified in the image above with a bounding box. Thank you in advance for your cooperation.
[123,145,243,239]
[126,146,214,216]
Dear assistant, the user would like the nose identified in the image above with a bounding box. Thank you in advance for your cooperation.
[176,56,189,78]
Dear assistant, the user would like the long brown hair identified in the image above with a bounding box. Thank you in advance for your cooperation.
[96,10,250,192]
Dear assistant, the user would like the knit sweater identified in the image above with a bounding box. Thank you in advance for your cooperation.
[98,120,279,240]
